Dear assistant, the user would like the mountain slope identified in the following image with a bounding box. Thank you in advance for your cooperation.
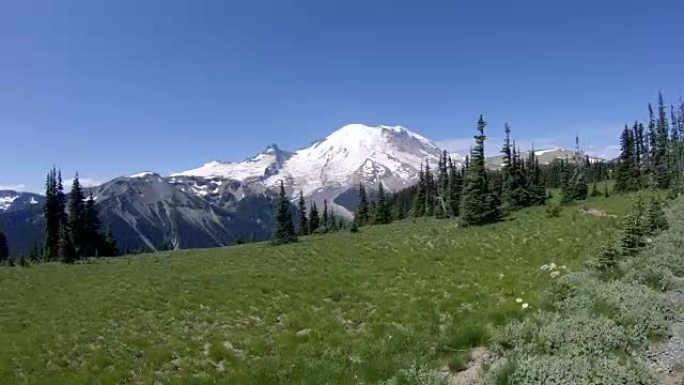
[175,124,462,216]
[5,123,464,255]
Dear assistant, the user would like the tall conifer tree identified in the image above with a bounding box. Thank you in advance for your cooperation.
[272,181,297,245]
[358,183,369,225]
[459,115,500,225]
[297,191,309,235]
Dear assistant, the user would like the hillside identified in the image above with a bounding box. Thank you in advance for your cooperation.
[0,191,632,385]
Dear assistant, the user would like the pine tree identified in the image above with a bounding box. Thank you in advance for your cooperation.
[500,123,515,211]
[43,167,60,260]
[526,148,546,205]
[0,229,8,264]
[621,194,646,255]
[322,200,329,232]
[413,165,426,217]
[459,115,500,225]
[447,157,462,217]
[654,93,671,189]
[68,173,87,258]
[83,190,101,257]
[358,183,369,225]
[272,181,297,245]
[58,220,76,263]
[375,182,391,224]
[424,162,435,216]
[614,126,639,192]
[604,181,610,198]
[297,191,309,235]
[645,196,669,234]
[309,202,320,233]
[56,171,69,259]
[559,160,574,204]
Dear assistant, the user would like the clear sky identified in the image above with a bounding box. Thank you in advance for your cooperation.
[2,0,683,192]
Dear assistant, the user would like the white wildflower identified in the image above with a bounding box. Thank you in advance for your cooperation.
[516,298,523,303]
[550,271,561,278]
[522,303,529,309]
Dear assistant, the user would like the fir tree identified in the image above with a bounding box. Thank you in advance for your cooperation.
[272,181,297,245]
[0,229,8,264]
[322,200,329,232]
[68,173,87,258]
[424,162,435,216]
[309,202,320,233]
[56,171,69,258]
[621,194,646,255]
[559,160,574,204]
[297,191,309,235]
[43,167,60,260]
[604,181,610,198]
[654,93,671,189]
[357,183,369,225]
[500,123,515,211]
[58,220,76,263]
[83,190,101,256]
[375,182,392,224]
[447,157,462,217]
[413,165,426,217]
[526,148,547,205]
[459,115,500,225]
[614,126,638,192]
[645,196,669,234]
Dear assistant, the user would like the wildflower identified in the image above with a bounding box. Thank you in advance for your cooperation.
[522,303,529,309]
[550,271,561,278]
[515,298,523,303]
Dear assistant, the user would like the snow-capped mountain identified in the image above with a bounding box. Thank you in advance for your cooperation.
[2,123,464,255]
[0,190,42,212]
[485,147,604,169]
[172,144,292,181]
[174,124,462,216]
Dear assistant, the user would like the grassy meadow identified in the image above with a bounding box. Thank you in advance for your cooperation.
[0,191,635,385]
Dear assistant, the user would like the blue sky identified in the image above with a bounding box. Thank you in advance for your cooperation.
[1,0,683,192]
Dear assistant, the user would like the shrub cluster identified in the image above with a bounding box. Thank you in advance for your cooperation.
[483,198,684,385]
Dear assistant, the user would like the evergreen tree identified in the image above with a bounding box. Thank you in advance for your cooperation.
[604,181,610,198]
[272,181,297,245]
[58,220,76,263]
[447,157,462,217]
[413,165,426,217]
[500,123,515,211]
[83,190,101,256]
[0,229,8,264]
[437,150,449,197]
[526,148,547,205]
[309,202,320,233]
[424,162,435,216]
[459,115,500,225]
[590,180,601,197]
[559,160,574,204]
[322,200,329,232]
[614,126,638,192]
[654,93,671,189]
[358,183,369,225]
[56,171,69,258]
[621,194,646,255]
[68,173,87,258]
[645,196,669,234]
[375,182,390,224]
[43,168,60,260]
[297,191,309,235]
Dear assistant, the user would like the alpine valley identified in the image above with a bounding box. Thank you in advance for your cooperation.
[0,124,588,256]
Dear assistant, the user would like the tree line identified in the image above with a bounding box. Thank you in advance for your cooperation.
[42,168,119,263]
[1,168,120,266]
[272,181,350,245]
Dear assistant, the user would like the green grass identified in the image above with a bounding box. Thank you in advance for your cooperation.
[0,193,634,385]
